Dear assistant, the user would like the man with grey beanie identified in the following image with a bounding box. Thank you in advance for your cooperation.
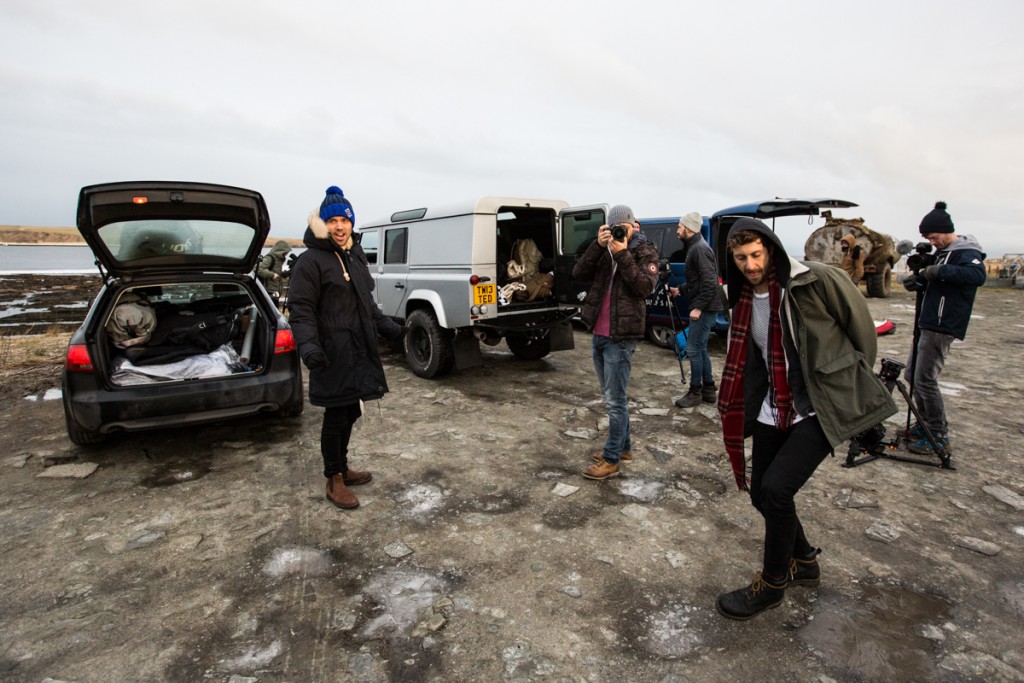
[573,205,660,480]
[901,201,986,458]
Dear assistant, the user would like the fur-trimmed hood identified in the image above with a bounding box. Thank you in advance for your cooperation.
[302,211,364,255]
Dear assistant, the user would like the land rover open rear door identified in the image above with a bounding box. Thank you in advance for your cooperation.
[554,204,608,307]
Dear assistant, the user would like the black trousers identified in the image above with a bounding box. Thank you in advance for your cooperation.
[320,403,362,478]
[749,416,831,579]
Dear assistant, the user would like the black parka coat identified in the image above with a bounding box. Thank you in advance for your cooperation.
[288,215,402,408]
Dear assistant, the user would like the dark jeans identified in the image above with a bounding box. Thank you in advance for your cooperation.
[904,329,954,435]
[686,308,716,387]
[591,335,636,464]
[321,403,363,478]
[749,417,831,580]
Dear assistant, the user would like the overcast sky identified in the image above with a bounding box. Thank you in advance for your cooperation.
[1,1,1021,258]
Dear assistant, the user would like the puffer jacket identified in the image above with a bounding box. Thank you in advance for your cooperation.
[723,218,897,447]
[573,232,659,339]
[287,215,402,408]
[917,235,986,340]
[681,231,724,312]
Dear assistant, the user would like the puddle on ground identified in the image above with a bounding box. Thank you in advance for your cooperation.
[140,460,213,487]
[800,584,951,682]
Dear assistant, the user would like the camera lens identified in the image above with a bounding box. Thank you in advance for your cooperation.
[610,224,628,240]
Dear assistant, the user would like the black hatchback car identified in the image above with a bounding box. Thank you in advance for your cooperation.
[62,181,303,445]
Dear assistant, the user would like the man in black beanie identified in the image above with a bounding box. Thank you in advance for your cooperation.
[902,201,986,458]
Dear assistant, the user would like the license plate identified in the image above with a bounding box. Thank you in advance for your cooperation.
[473,283,496,306]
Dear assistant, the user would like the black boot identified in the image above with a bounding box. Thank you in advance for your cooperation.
[716,572,787,620]
[675,385,703,408]
[701,382,717,403]
[788,548,821,587]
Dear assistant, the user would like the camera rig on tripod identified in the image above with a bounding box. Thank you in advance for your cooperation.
[843,357,955,470]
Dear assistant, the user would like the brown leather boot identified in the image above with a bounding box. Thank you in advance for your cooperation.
[326,474,359,509]
[343,468,373,486]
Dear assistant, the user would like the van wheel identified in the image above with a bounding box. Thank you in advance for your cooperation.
[405,309,455,378]
[645,324,674,349]
[506,333,551,361]
[866,264,892,298]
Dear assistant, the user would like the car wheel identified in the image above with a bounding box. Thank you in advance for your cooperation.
[866,264,892,298]
[505,333,551,361]
[404,309,455,378]
[645,324,674,349]
[278,397,304,418]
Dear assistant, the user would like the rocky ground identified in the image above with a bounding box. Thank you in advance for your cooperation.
[1,278,1023,683]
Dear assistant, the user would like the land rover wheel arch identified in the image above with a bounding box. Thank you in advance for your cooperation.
[404,309,455,378]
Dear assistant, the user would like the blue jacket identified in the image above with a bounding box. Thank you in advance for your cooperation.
[918,235,986,340]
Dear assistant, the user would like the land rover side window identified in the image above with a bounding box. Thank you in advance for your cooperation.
[360,230,379,264]
[562,210,604,256]
[384,227,408,265]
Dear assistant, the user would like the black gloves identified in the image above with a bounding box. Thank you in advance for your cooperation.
[902,274,926,292]
[287,253,298,269]
[303,350,328,370]
[921,264,941,280]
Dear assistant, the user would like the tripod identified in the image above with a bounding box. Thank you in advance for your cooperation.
[844,286,954,470]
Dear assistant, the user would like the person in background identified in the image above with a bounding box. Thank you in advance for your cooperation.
[288,186,403,510]
[573,205,660,480]
[670,211,724,407]
[838,234,865,286]
[257,240,293,311]
[901,201,986,457]
[715,219,896,620]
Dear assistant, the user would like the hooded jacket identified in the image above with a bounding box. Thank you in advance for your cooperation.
[572,231,659,339]
[257,240,292,297]
[917,235,986,340]
[723,218,896,446]
[287,214,402,408]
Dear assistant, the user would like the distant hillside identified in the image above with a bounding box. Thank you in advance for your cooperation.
[0,225,302,248]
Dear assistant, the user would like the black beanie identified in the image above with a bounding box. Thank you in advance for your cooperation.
[919,201,954,234]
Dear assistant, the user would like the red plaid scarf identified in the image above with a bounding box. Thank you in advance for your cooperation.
[717,273,793,490]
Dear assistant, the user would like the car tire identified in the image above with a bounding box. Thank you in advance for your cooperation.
[645,324,674,349]
[63,398,105,446]
[404,309,455,379]
[278,397,304,418]
[866,264,892,298]
[506,333,551,361]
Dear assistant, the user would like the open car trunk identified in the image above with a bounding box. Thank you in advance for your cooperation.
[98,280,274,386]
[494,205,561,312]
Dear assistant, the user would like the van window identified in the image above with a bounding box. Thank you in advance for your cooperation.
[360,229,379,264]
[384,227,408,265]
[561,210,604,256]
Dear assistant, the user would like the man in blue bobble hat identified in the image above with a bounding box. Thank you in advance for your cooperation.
[287,186,403,510]
[901,201,986,458]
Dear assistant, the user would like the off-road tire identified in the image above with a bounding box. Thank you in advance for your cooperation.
[506,333,551,361]
[866,264,892,298]
[404,309,455,378]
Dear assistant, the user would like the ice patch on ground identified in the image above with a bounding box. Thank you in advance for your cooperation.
[359,568,448,639]
[221,639,283,672]
[616,479,666,503]
[262,546,334,578]
[396,483,444,514]
[643,604,702,657]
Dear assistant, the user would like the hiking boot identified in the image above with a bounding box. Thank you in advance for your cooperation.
[908,433,951,456]
[591,450,633,464]
[701,382,717,403]
[907,422,926,440]
[343,468,373,486]
[674,386,703,408]
[326,474,359,509]
[581,459,620,481]
[788,548,821,587]
[716,572,787,620]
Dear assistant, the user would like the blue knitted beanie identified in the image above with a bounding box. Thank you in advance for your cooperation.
[319,186,355,224]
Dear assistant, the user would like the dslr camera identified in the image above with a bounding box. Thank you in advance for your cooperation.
[610,223,629,241]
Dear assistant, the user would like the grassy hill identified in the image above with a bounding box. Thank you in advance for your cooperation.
[0,225,302,248]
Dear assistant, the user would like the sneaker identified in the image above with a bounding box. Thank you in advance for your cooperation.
[716,572,787,620]
[788,548,821,587]
[674,386,703,408]
[581,460,620,481]
[701,382,717,403]
[908,433,951,456]
[907,422,926,440]
[591,450,633,464]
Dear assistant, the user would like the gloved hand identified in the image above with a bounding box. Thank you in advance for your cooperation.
[902,274,926,292]
[287,252,298,269]
[921,264,941,280]
[303,350,328,370]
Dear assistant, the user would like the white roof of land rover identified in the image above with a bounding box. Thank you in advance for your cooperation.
[361,196,571,227]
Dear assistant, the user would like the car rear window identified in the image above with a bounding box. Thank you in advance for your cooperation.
[99,220,255,262]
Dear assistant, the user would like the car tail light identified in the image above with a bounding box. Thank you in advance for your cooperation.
[470,274,480,285]
[274,329,296,355]
[132,196,148,204]
[65,344,93,372]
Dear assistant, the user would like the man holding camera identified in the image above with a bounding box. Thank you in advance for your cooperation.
[902,202,986,456]
[574,205,660,480]
[715,219,896,620]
